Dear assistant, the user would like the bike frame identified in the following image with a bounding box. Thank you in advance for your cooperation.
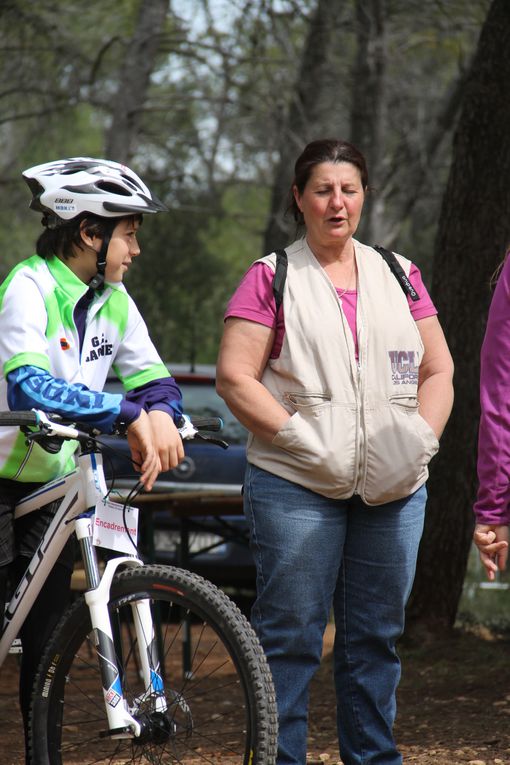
[0,446,165,739]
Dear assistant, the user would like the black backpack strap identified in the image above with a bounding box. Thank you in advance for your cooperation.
[272,248,288,313]
[373,245,420,302]
[271,244,419,308]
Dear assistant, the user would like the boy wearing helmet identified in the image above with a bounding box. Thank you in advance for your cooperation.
[0,157,184,759]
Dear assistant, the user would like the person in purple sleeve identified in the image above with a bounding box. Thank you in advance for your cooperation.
[216,139,454,765]
[473,252,510,579]
[0,157,184,763]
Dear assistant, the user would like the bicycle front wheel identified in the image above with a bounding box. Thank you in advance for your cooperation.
[29,565,277,765]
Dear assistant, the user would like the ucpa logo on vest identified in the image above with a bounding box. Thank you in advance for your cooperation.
[388,350,419,385]
[86,334,113,362]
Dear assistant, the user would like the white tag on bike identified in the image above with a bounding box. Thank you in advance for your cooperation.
[93,498,139,554]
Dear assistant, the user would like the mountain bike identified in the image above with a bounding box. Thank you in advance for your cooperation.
[0,409,277,765]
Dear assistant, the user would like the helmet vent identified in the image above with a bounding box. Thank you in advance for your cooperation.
[120,173,144,192]
[96,181,131,196]
[59,162,97,175]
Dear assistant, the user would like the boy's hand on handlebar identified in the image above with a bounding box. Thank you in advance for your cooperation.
[148,409,185,472]
[126,410,160,491]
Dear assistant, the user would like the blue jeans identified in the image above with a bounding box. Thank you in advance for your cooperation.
[244,464,426,765]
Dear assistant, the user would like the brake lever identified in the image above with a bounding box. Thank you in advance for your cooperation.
[177,414,228,449]
[22,428,63,454]
[194,432,229,450]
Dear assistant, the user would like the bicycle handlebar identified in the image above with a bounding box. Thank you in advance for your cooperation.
[0,411,40,428]
[177,415,223,433]
[0,410,224,442]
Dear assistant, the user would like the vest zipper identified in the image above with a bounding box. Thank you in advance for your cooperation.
[354,360,364,495]
[353,282,366,497]
[339,290,363,498]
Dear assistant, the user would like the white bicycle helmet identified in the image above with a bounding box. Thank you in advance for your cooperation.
[22,157,167,226]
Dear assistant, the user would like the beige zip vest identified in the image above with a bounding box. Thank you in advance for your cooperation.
[247,237,439,505]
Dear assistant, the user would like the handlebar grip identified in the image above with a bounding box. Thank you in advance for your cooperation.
[189,416,223,432]
[0,411,39,427]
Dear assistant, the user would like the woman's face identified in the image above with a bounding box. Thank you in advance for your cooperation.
[293,161,365,251]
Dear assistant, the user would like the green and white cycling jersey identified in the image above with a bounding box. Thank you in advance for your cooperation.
[0,254,170,481]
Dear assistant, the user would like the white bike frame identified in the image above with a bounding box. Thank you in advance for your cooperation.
[0,433,165,739]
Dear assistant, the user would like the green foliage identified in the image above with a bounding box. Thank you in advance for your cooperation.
[0,104,104,277]
[126,181,269,365]
[0,0,493,355]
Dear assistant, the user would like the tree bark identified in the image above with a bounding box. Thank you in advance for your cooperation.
[349,0,387,244]
[104,0,168,163]
[406,0,510,637]
[381,69,468,248]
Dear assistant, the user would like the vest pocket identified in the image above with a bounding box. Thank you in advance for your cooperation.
[271,396,357,496]
[388,393,419,410]
[388,394,439,448]
[362,397,439,505]
[285,392,332,411]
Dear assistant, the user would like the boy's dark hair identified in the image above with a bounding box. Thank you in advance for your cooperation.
[36,213,142,260]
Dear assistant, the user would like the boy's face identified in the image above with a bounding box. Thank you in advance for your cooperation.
[104,217,141,283]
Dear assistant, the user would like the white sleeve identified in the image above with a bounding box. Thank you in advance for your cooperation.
[111,294,168,390]
[0,271,50,375]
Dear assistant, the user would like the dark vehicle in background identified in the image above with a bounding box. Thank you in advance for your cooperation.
[103,364,255,594]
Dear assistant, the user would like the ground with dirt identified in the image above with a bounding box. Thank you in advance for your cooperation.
[1,625,510,764]
[307,626,510,765]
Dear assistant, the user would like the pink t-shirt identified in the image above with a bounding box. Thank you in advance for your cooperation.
[225,260,437,359]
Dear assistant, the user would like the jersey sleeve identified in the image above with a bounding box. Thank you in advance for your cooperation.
[111,294,182,422]
[125,377,183,423]
[0,270,51,376]
[7,365,124,433]
[112,294,170,390]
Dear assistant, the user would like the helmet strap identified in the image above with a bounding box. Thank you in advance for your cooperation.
[41,213,62,230]
[88,230,112,291]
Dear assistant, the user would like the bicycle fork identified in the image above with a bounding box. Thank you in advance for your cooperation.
[75,517,167,740]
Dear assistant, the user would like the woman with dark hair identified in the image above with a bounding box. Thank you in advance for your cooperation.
[216,139,454,765]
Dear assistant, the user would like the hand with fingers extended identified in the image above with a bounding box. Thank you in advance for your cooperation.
[148,409,184,472]
[126,409,160,491]
[473,524,509,581]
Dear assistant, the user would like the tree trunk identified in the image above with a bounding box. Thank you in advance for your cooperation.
[263,0,340,254]
[104,0,168,163]
[382,70,468,249]
[349,0,388,244]
[406,0,510,637]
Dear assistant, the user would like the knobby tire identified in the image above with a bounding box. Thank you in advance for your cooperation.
[29,565,277,765]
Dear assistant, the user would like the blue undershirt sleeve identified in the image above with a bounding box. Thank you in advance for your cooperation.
[125,377,183,423]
